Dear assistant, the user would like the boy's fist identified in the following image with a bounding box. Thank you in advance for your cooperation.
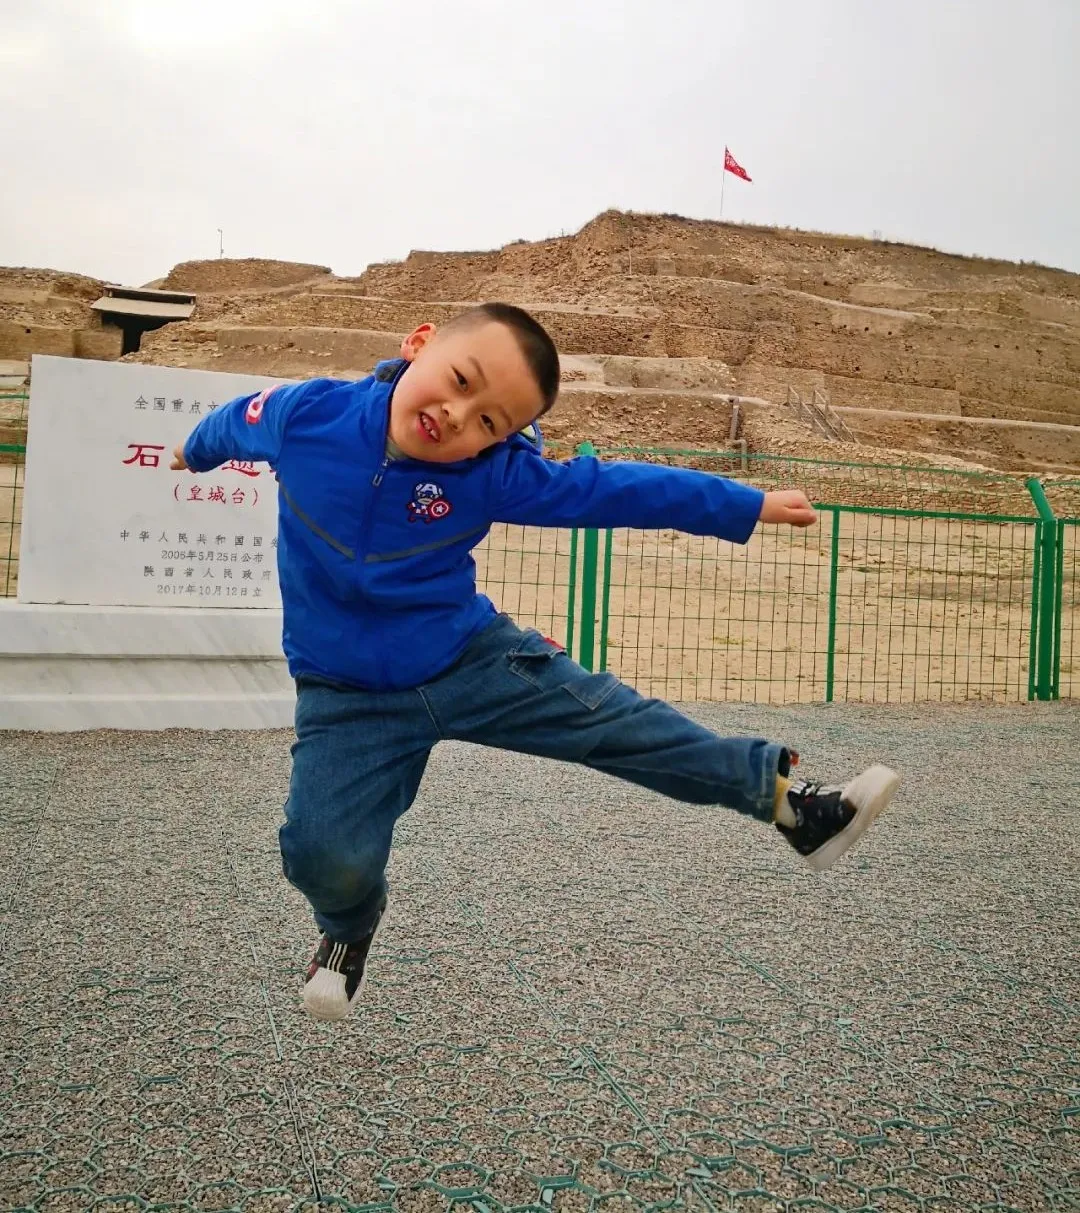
[170,444,188,471]
[760,490,817,527]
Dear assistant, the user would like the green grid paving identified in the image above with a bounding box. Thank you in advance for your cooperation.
[2,711,1078,1213]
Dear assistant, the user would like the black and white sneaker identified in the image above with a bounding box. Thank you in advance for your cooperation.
[302,900,387,1022]
[777,765,899,872]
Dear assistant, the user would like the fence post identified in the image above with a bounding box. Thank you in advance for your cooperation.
[1,441,25,599]
[825,507,841,703]
[576,442,599,671]
[1026,478,1059,701]
[599,528,613,671]
[1053,523,1064,700]
[1028,527,1041,702]
[565,527,579,661]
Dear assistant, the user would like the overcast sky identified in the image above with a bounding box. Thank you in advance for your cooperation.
[2,0,1077,285]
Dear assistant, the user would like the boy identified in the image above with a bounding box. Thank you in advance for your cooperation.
[173,302,898,1022]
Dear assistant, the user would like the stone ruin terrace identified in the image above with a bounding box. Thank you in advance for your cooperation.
[3,210,1080,482]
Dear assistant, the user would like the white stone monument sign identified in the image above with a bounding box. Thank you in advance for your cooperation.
[20,356,289,607]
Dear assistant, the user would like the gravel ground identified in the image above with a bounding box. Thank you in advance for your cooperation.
[1,701,1078,1213]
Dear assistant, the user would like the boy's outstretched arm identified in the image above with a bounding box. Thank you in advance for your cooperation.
[490,451,815,540]
[169,379,338,472]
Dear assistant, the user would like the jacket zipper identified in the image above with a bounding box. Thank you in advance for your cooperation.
[364,362,411,685]
[361,452,392,686]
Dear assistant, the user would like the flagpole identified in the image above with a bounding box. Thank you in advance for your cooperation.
[720,145,726,220]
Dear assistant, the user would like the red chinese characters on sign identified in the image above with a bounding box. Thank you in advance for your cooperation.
[173,483,260,508]
[123,435,263,508]
[223,460,260,478]
[123,443,166,468]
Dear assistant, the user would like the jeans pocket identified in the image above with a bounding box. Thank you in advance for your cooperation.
[507,630,559,686]
[507,629,619,711]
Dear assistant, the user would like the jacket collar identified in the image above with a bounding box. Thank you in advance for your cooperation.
[373,357,409,386]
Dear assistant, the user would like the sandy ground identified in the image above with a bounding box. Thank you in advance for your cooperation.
[1,704,1077,1210]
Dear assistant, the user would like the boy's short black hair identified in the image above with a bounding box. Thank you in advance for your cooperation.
[445,301,560,415]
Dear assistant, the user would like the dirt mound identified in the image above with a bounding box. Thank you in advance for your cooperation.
[0,267,107,358]
[354,209,1080,305]
[161,258,332,294]
[336,210,1080,471]
[0,266,103,301]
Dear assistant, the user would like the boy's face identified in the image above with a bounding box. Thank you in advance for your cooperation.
[387,320,545,463]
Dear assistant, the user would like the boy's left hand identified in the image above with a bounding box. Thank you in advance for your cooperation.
[760,490,817,527]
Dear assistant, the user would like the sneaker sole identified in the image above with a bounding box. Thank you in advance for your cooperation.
[302,902,388,1022]
[805,764,899,873]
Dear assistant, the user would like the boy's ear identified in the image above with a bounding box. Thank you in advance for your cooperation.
[401,323,436,362]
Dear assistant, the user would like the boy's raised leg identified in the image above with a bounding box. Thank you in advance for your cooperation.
[425,617,785,819]
[424,616,897,868]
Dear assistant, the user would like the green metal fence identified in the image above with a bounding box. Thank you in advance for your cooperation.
[584,506,1039,704]
[1062,519,1079,697]
[1041,478,1080,702]
[483,446,1076,706]
[0,390,26,599]
[2,412,1077,705]
[473,524,576,651]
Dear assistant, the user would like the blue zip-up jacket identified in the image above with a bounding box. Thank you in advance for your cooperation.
[184,360,765,691]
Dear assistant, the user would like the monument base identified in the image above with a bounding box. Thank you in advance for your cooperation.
[0,603,294,731]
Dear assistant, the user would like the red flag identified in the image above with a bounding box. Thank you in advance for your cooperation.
[723,147,752,183]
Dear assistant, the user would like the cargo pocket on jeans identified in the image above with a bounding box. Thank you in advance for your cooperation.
[507,629,620,711]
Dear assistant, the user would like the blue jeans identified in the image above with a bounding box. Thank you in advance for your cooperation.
[279,614,789,942]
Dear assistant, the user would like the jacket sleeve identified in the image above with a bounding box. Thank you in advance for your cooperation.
[182,378,339,472]
[489,452,765,544]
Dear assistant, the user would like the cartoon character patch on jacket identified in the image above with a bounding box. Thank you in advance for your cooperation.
[407,481,453,524]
